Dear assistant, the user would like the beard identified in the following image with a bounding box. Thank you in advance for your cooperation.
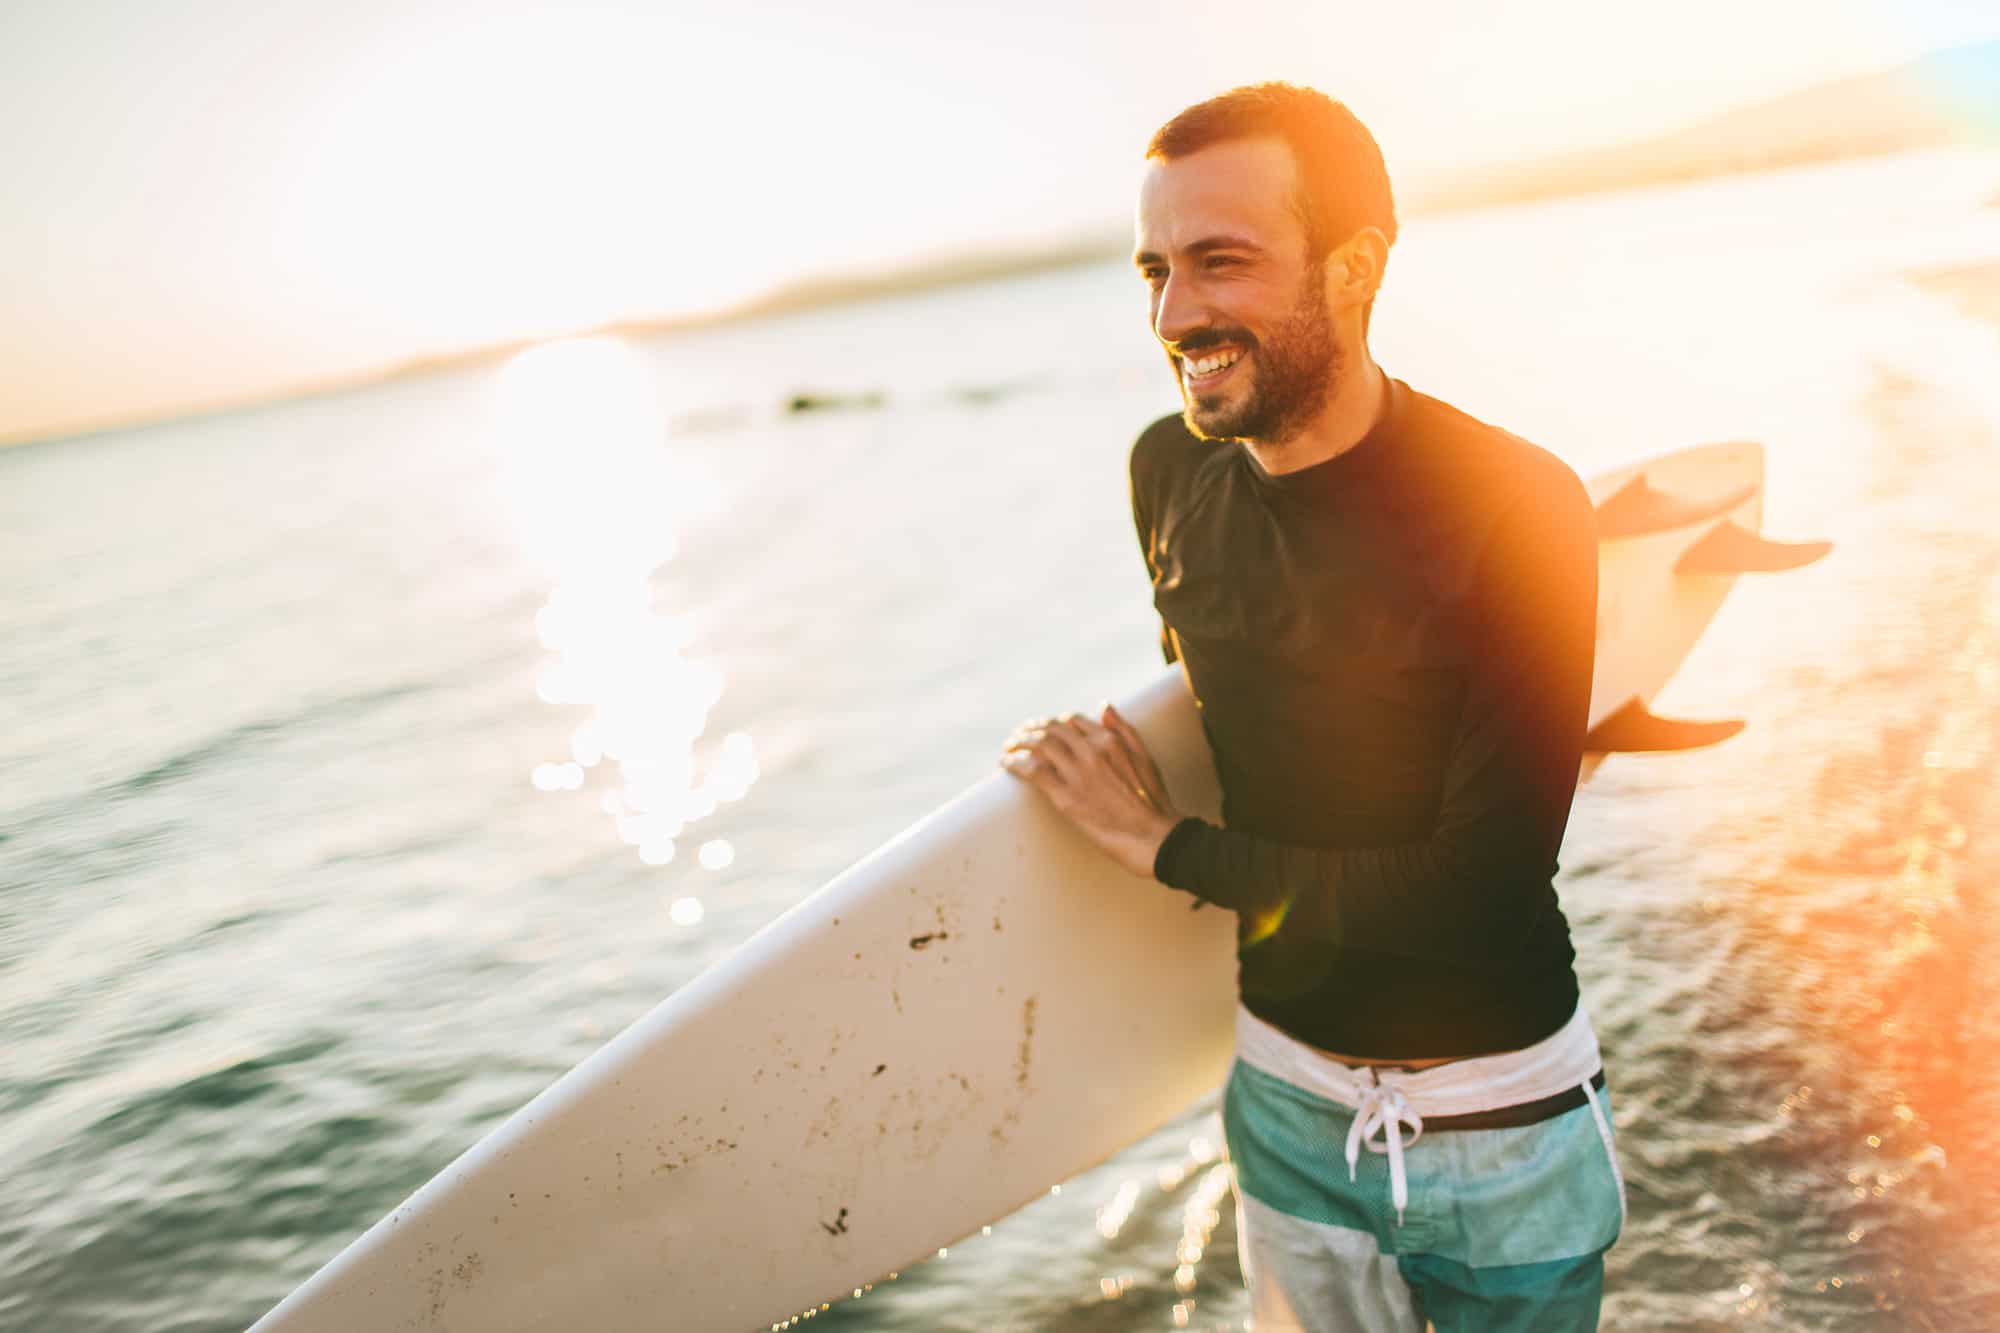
[1176,272,1340,445]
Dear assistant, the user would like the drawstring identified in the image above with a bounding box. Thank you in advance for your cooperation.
[1580,1078,1627,1231]
[1338,1072,1622,1232]
[1344,1069,1424,1226]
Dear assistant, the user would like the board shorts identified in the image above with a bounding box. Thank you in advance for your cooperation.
[1222,1003,1625,1333]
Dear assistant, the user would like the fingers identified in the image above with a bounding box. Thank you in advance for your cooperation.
[1000,714,1115,793]
[1099,702,1141,749]
[1002,715,1063,754]
[1001,714,1080,786]
[1100,704,1171,807]
[1061,712,1161,812]
[1083,718,1154,809]
[1000,748,1053,782]
[1001,709,1166,814]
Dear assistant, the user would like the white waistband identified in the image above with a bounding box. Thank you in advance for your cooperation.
[1233,1003,1602,1120]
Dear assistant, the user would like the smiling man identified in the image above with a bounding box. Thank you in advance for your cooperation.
[1001,85,1623,1331]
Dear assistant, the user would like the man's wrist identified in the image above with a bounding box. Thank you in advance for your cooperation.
[1121,809,1184,880]
[1148,814,1204,883]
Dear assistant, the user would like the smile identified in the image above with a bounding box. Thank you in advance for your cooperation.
[1181,347,1244,386]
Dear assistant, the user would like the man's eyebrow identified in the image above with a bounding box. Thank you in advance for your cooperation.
[1133,236,1267,267]
[1190,235,1265,257]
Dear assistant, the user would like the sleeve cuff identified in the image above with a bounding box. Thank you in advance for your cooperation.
[1152,816,1210,888]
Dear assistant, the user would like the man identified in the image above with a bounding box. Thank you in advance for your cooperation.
[1000,84,1623,1331]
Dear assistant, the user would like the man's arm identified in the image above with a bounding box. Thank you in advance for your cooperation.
[1001,704,1183,878]
[1151,469,1598,965]
[1129,425,1180,666]
[996,424,1194,875]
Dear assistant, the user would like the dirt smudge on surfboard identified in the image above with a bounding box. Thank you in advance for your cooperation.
[989,997,1040,1150]
[806,1094,846,1146]
[418,1247,486,1324]
[413,1236,485,1323]
[875,1072,985,1161]
[1017,996,1038,1091]
[654,1135,739,1175]
[417,1239,445,1322]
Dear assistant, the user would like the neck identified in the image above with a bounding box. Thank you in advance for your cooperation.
[1242,352,1386,477]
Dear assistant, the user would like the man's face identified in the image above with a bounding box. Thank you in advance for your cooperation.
[1135,137,1338,445]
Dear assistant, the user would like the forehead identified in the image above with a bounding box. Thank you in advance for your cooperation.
[1135,136,1305,257]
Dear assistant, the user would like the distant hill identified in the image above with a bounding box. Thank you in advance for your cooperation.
[604,233,1122,337]
[1407,40,2000,213]
[323,234,1125,408]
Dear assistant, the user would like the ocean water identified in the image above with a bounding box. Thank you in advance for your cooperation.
[4,148,2000,1332]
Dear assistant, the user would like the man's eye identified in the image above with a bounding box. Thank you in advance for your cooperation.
[1205,255,1243,269]
[1140,267,1167,283]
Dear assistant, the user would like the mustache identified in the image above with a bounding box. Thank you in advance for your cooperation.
[1172,329,1256,359]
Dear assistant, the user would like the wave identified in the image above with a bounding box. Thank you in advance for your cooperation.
[110,681,432,800]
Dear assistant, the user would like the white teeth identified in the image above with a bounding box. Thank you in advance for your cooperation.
[1185,349,1242,378]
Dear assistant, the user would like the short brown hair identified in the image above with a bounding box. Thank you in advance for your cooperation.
[1146,82,1398,265]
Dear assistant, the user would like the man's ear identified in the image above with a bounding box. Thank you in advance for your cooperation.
[1333,227,1390,305]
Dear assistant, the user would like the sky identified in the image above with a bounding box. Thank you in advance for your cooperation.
[4,0,1999,446]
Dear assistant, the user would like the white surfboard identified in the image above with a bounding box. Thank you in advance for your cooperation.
[249,441,1826,1332]
[1579,440,1829,780]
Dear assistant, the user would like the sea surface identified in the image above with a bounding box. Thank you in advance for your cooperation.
[5,148,2000,1332]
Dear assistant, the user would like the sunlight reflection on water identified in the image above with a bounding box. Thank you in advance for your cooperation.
[488,336,757,878]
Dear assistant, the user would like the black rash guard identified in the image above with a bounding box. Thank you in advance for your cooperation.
[1131,375,1598,1060]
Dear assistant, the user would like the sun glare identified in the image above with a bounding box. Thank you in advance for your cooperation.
[490,336,751,871]
[273,10,774,352]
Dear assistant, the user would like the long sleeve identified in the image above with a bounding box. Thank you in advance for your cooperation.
[1130,429,1180,666]
[1153,467,1598,967]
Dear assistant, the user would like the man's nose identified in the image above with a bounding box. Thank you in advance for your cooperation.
[1152,271,1207,348]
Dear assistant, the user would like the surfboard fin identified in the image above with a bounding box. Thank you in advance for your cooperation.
[1594,474,1758,539]
[1674,519,1833,575]
[1583,697,1746,753]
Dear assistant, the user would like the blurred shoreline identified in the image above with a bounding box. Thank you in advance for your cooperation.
[6,40,1994,454]
[1403,40,1995,214]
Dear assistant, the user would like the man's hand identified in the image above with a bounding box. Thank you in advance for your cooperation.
[1000,703,1183,879]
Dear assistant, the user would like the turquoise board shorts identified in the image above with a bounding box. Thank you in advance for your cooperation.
[1222,1009,1626,1332]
